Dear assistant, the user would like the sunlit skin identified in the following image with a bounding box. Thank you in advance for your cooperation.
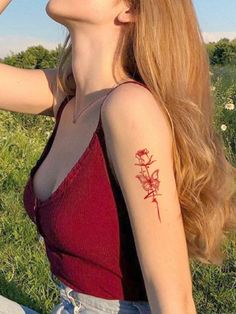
[134,148,162,222]
[45,0,135,111]
[0,1,198,313]
[0,0,11,14]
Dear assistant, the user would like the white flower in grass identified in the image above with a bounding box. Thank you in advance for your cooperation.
[224,102,235,110]
[211,86,216,91]
[45,131,51,138]
[221,124,227,131]
[38,234,44,243]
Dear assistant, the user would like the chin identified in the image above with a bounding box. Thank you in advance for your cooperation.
[45,0,116,27]
[45,0,70,25]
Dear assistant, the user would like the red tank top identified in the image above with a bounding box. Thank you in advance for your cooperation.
[23,80,150,301]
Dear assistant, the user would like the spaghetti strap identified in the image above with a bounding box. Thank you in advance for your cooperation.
[97,79,150,130]
[100,80,150,112]
[56,80,149,128]
[55,95,73,123]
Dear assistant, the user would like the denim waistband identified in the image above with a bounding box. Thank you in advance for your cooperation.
[51,273,151,313]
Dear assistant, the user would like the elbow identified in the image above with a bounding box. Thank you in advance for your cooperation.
[155,297,197,314]
[169,293,197,314]
[147,288,197,314]
[146,276,197,314]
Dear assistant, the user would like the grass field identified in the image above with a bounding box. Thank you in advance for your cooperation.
[0,66,235,313]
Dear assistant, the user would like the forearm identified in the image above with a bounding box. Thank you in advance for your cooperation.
[150,295,197,314]
[146,281,197,314]
[0,0,12,14]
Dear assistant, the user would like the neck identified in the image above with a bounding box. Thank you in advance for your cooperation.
[69,28,130,112]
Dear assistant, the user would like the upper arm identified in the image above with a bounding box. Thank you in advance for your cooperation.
[0,64,65,117]
[101,84,194,312]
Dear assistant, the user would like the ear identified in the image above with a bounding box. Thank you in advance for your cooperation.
[117,7,136,23]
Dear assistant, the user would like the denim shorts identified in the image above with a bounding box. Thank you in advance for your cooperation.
[0,274,151,314]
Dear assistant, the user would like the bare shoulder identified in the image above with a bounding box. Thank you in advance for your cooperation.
[100,81,173,148]
[100,81,174,190]
[102,81,157,113]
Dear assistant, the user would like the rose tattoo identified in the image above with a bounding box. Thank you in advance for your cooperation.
[134,148,162,222]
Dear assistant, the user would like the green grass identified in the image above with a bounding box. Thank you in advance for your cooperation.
[0,112,60,313]
[0,69,236,313]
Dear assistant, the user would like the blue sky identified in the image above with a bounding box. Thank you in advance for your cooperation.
[0,0,235,58]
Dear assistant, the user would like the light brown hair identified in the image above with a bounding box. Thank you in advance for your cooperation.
[54,0,236,265]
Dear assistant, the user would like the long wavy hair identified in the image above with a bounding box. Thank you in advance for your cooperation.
[54,0,236,265]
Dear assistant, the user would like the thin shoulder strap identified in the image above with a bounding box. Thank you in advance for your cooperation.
[100,79,150,109]
[56,80,149,125]
[55,95,73,123]
[97,80,150,128]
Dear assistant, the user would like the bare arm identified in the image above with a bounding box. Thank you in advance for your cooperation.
[0,0,65,118]
[0,64,62,117]
[0,0,12,14]
[101,83,197,314]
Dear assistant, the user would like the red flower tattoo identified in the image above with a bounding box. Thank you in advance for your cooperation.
[134,148,162,222]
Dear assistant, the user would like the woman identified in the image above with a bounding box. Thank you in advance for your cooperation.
[0,0,235,313]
